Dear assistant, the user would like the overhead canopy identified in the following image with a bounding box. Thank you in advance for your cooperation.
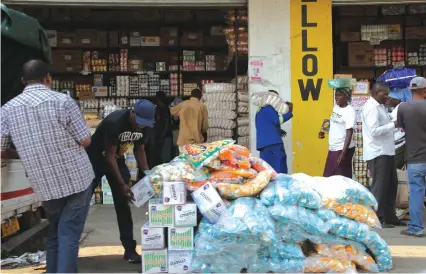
[1,4,51,104]
[2,0,247,7]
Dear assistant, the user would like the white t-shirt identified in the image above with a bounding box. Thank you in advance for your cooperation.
[328,105,356,151]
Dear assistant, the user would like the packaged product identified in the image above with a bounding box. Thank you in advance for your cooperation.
[168,251,192,273]
[218,148,250,169]
[251,91,290,114]
[217,165,257,178]
[130,177,155,208]
[174,203,197,227]
[216,170,273,199]
[191,183,227,224]
[260,174,323,209]
[148,199,174,227]
[315,209,337,222]
[141,223,166,250]
[162,181,186,205]
[268,242,305,259]
[179,139,234,169]
[269,204,330,235]
[209,171,244,184]
[275,222,314,244]
[249,157,277,179]
[168,227,194,250]
[324,199,381,228]
[205,158,221,169]
[362,231,393,272]
[327,216,370,243]
[304,256,356,273]
[291,173,378,210]
[346,245,379,273]
[142,249,168,273]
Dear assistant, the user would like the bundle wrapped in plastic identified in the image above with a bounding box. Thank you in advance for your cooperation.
[249,157,277,179]
[179,139,234,169]
[260,174,323,209]
[248,246,306,273]
[268,242,305,259]
[251,91,290,114]
[217,165,257,178]
[275,222,315,244]
[152,160,210,182]
[316,209,338,222]
[327,216,370,243]
[219,145,251,169]
[362,231,393,272]
[269,205,330,235]
[304,256,357,273]
[216,170,273,199]
[291,173,378,210]
[315,244,379,273]
[324,199,381,228]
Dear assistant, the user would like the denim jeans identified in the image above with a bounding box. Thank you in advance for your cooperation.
[42,187,91,273]
[407,163,426,233]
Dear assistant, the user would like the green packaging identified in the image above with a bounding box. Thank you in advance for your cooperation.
[148,199,174,227]
[168,227,194,251]
[142,249,168,273]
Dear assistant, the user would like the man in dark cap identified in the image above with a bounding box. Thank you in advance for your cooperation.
[86,99,156,263]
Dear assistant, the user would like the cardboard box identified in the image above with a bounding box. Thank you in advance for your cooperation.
[168,251,192,273]
[174,204,197,227]
[92,86,108,97]
[128,59,143,72]
[141,36,160,47]
[161,27,178,46]
[181,31,203,47]
[57,32,77,47]
[142,249,168,273]
[163,182,186,205]
[103,191,114,205]
[168,227,194,250]
[340,31,360,42]
[131,177,155,208]
[46,30,58,47]
[76,30,97,47]
[405,26,426,40]
[348,42,374,67]
[191,183,226,224]
[78,91,95,100]
[141,223,166,250]
[101,176,110,192]
[148,199,174,227]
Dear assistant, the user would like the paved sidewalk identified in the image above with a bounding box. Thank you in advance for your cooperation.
[3,204,426,273]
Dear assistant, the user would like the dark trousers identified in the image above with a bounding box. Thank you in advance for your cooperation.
[368,155,398,222]
[43,187,91,273]
[259,143,288,174]
[90,157,136,252]
[323,147,355,178]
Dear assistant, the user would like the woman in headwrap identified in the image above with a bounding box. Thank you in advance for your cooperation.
[319,87,356,178]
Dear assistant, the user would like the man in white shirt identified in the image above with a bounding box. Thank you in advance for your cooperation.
[362,82,403,228]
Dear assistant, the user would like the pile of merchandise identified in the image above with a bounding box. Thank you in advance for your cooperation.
[233,75,250,147]
[204,83,237,142]
[136,140,392,273]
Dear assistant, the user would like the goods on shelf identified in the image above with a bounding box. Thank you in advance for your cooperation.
[137,140,392,273]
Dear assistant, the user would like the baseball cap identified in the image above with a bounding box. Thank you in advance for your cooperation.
[133,99,156,128]
[409,77,426,90]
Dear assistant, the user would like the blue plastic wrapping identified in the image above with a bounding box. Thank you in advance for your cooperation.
[268,242,305,259]
[377,67,417,89]
[260,174,324,209]
[362,231,393,272]
[327,216,370,243]
[316,209,337,222]
[389,87,413,102]
[269,205,330,235]
[275,222,314,243]
[291,174,378,210]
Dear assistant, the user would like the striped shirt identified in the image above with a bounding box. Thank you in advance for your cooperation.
[1,84,94,201]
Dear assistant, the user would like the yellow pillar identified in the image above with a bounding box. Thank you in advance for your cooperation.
[290,0,334,175]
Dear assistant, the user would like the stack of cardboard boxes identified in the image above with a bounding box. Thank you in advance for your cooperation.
[141,183,198,273]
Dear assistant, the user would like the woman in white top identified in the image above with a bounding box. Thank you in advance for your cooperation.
[319,87,356,178]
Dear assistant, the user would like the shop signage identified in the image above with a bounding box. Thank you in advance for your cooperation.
[290,0,333,175]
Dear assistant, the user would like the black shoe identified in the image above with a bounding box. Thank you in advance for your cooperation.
[391,220,407,227]
[381,222,395,228]
[124,250,142,264]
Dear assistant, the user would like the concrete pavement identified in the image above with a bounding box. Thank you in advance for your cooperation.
[3,204,426,273]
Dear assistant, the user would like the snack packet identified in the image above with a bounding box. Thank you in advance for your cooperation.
[180,139,235,169]
[304,256,357,273]
[324,199,381,228]
[216,170,273,199]
[217,165,257,178]
[249,157,277,179]
[218,149,251,169]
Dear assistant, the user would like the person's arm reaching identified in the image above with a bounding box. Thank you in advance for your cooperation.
[65,99,91,147]
[104,137,134,200]
[134,143,149,171]
[363,107,395,137]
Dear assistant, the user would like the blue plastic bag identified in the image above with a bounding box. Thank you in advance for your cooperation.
[377,67,417,89]
[362,231,393,272]
[327,216,370,242]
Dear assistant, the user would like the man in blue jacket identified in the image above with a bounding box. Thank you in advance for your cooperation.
[255,90,293,173]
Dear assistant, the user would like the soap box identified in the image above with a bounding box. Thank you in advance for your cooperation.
[168,227,194,251]
[191,182,223,212]
[131,177,155,208]
[168,250,192,273]
[142,249,168,273]
[200,201,227,224]
[174,203,197,227]
[141,223,166,250]
[163,181,186,205]
[149,199,174,227]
